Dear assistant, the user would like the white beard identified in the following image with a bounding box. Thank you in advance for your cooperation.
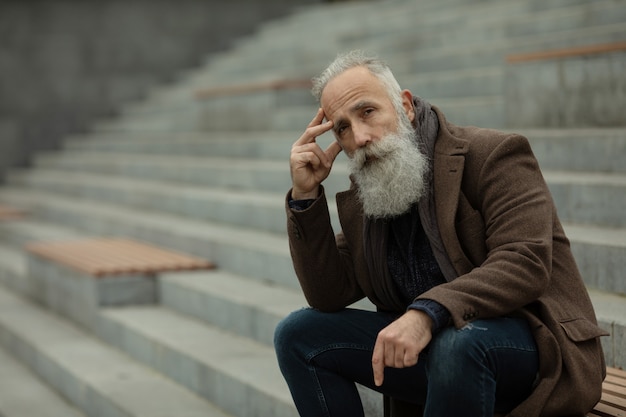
[347,114,429,219]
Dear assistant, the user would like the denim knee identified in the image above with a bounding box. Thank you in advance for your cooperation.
[274,308,318,359]
[425,318,537,384]
[426,322,492,381]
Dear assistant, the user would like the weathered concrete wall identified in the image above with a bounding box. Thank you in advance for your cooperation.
[0,0,322,176]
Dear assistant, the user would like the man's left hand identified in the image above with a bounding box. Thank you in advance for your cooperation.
[372,309,433,386]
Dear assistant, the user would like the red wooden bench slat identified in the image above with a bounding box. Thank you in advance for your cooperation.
[25,237,215,277]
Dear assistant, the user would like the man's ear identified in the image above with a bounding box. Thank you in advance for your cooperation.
[400,89,415,123]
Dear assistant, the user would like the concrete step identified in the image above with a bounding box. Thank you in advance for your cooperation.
[397,66,504,99]
[97,304,300,417]
[565,223,626,297]
[404,23,626,73]
[159,270,307,348]
[205,0,620,78]
[0,286,234,417]
[31,152,329,193]
[0,217,84,248]
[13,163,626,235]
[522,128,626,173]
[158,269,625,371]
[342,0,625,55]
[544,171,626,228]
[183,0,625,85]
[62,131,298,159]
[0,344,86,417]
[0,242,308,417]
[267,97,507,131]
[4,170,341,235]
[56,128,626,174]
[44,0,622,131]
[71,0,626,132]
[123,63,504,121]
[0,217,623,375]
[0,190,300,291]
[160,269,374,346]
[93,90,507,131]
[11,155,625,229]
[0,187,623,299]
[0,243,26,290]
[588,289,626,371]
[0,241,380,417]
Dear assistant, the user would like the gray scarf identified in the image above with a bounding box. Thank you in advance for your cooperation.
[412,97,458,283]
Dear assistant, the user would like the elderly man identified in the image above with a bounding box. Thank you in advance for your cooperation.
[274,50,606,417]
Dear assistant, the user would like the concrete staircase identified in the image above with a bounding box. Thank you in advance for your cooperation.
[0,0,624,415]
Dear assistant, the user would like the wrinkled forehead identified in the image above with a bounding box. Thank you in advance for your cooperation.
[320,66,391,119]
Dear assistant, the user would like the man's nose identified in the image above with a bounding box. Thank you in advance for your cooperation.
[352,124,372,148]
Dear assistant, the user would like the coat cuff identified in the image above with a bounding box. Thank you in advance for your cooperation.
[408,299,451,333]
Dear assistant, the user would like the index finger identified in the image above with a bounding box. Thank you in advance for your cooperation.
[324,140,343,165]
[294,108,333,146]
[372,337,385,387]
[307,107,326,128]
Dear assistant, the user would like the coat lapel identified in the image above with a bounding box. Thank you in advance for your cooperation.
[432,118,474,276]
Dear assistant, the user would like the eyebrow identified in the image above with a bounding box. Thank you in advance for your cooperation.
[332,100,377,135]
[351,100,375,112]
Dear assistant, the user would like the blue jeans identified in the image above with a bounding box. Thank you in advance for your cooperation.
[274,308,539,417]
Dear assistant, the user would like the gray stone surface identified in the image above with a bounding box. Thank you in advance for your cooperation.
[0,345,85,417]
[505,51,626,128]
[0,287,234,417]
[25,253,158,328]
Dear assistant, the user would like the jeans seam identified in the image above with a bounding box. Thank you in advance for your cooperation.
[308,364,331,417]
[305,343,372,363]
[305,343,372,417]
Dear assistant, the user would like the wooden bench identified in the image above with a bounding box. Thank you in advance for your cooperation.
[385,366,626,417]
[588,367,626,417]
[25,237,215,277]
[24,237,216,328]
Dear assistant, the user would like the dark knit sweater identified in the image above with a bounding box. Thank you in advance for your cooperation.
[288,198,451,331]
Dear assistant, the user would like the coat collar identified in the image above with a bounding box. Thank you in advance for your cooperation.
[431,106,474,275]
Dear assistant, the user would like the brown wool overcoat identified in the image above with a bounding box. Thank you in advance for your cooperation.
[286,107,607,417]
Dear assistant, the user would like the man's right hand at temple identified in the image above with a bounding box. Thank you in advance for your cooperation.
[290,108,342,200]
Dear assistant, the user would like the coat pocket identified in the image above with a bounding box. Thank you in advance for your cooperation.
[559,318,609,342]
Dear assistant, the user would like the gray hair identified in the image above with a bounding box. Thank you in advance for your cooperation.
[311,50,404,113]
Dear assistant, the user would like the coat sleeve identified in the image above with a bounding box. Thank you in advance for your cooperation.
[286,187,365,311]
[420,133,555,328]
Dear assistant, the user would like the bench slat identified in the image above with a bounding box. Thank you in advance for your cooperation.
[603,381,626,398]
[598,392,626,410]
[592,401,625,416]
[592,367,626,417]
[25,237,215,277]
